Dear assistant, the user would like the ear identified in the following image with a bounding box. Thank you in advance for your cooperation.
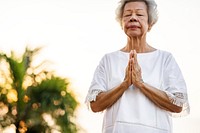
[148,22,154,31]
[121,22,124,30]
[121,25,124,30]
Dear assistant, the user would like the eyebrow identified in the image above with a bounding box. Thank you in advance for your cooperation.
[125,9,144,12]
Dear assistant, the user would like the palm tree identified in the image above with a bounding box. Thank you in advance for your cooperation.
[0,47,79,133]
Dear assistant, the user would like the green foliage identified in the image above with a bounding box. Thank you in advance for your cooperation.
[26,77,78,132]
[0,47,79,133]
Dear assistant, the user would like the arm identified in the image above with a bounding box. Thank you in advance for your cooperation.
[132,50,182,113]
[90,55,133,112]
[90,81,129,112]
[138,82,182,113]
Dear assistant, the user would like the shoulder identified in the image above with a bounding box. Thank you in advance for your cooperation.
[157,49,179,68]
[101,50,121,60]
[157,49,177,62]
[157,49,173,57]
[98,50,124,67]
[104,50,120,57]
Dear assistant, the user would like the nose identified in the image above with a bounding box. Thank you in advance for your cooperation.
[129,15,138,22]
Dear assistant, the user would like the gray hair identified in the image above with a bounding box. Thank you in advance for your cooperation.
[115,0,158,27]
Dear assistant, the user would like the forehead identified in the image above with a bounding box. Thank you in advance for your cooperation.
[124,1,147,12]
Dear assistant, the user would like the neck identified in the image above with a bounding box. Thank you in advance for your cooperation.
[121,36,154,53]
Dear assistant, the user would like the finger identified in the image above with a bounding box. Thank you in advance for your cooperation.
[128,59,131,71]
[124,59,132,85]
[134,50,141,69]
[129,50,134,59]
[131,58,141,77]
[133,50,138,63]
[129,60,133,80]
[131,58,135,71]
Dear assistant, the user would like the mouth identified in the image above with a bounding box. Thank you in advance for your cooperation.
[128,25,140,29]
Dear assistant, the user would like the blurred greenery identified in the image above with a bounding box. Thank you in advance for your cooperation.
[0,47,79,133]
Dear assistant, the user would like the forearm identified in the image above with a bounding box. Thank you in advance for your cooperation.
[139,83,182,113]
[90,81,129,112]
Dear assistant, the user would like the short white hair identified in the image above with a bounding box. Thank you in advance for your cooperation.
[115,0,158,27]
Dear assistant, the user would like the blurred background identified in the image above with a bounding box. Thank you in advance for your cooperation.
[0,0,200,133]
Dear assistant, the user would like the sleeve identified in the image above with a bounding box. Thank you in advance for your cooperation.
[85,55,108,109]
[163,54,190,117]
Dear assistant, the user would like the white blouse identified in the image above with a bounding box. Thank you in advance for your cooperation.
[85,50,190,133]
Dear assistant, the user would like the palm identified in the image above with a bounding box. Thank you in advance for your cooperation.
[0,47,79,133]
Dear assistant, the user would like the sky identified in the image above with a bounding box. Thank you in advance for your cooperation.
[0,0,200,133]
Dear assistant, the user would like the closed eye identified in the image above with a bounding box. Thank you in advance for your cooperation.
[137,14,144,16]
[124,14,131,17]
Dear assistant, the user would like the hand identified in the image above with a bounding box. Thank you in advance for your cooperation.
[131,50,143,88]
[123,51,134,88]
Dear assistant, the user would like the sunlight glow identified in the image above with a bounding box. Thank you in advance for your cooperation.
[42,113,55,127]
[1,124,16,133]
[0,0,199,133]
[7,89,18,103]
[0,102,8,116]
[42,113,61,133]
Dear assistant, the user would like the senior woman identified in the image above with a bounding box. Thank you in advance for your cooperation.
[85,0,190,133]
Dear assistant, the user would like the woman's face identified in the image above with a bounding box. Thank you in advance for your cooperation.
[121,2,149,38]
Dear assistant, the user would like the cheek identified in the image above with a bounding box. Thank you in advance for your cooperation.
[139,19,149,32]
[121,21,127,31]
[122,18,131,27]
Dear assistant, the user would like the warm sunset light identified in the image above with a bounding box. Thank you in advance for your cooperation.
[0,0,200,133]
[7,89,18,103]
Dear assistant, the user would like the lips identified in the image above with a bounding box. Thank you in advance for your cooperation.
[127,25,140,29]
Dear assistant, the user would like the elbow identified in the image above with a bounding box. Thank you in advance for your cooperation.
[172,106,182,113]
[90,101,104,113]
[90,106,100,113]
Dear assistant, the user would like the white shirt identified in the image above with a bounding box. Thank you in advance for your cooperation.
[86,50,189,133]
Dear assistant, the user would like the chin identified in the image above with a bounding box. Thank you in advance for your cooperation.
[127,34,142,38]
[126,31,142,37]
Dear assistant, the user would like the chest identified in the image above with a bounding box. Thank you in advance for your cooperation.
[107,55,165,90]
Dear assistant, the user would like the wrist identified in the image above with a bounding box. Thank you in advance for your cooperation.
[121,80,130,90]
[136,79,145,89]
